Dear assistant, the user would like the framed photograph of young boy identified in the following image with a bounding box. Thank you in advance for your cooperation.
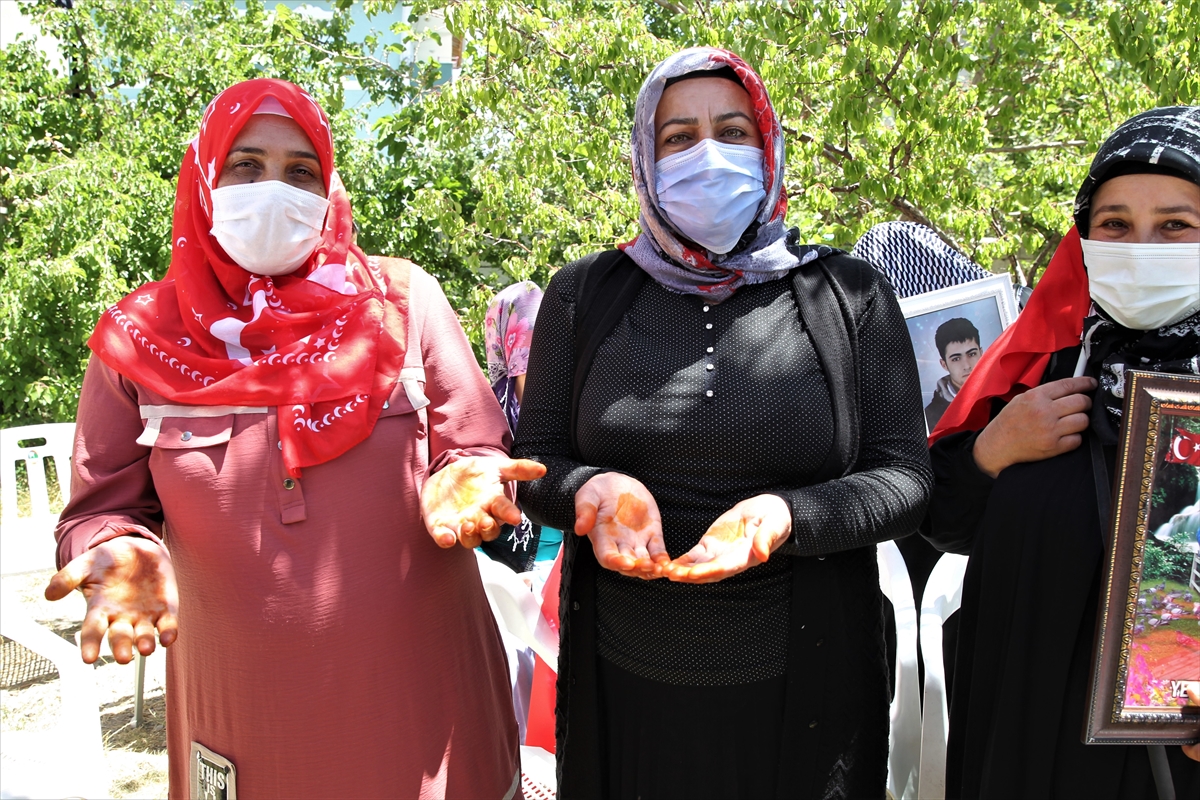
[1087,370,1200,744]
[897,274,1019,435]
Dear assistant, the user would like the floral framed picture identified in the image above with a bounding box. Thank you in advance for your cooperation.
[1086,370,1200,744]
[897,274,1018,435]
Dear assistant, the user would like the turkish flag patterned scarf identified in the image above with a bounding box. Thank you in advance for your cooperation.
[89,79,408,477]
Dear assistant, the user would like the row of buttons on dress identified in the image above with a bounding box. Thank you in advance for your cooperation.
[702,304,716,398]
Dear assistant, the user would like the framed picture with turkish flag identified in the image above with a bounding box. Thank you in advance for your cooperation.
[1087,370,1200,744]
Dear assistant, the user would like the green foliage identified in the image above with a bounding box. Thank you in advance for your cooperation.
[400,0,1198,293]
[2,0,1198,426]
[1141,529,1196,583]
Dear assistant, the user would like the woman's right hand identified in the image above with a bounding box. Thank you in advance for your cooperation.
[44,536,179,665]
[972,376,1097,478]
[574,473,668,579]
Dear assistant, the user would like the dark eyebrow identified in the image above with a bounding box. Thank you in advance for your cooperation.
[227,146,320,162]
[1092,203,1200,216]
[657,116,698,135]
[714,111,754,125]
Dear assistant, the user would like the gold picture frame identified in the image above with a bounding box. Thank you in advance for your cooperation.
[1086,370,1200,744]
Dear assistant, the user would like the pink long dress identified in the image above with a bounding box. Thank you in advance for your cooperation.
[56,265,521,798]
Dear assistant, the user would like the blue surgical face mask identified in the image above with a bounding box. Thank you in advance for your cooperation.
[655,139,766,255]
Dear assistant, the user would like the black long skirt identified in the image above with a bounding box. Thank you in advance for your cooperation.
[597,657,786,800]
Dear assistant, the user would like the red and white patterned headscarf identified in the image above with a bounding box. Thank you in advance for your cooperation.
[621,47,830,301]
[89,79,409,477]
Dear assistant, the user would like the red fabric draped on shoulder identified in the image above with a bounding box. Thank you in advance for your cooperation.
[88,78,410,477]
[928,228,1091,443]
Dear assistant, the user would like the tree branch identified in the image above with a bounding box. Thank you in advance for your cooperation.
[984,140,1088,154]
[651,0,687,14]
[1026,231,1063,286]
[1051,14,1113,123]
[988,210,1027,287]
[784,127,853,164]
[890,197,961,251]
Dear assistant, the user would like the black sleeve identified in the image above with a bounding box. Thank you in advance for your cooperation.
[924,430,995,555]
[777,272,934,556]
[513,262,606,531]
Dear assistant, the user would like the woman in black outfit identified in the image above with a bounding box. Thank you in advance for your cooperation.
[514,46,932,799]
[926,106,1200,798]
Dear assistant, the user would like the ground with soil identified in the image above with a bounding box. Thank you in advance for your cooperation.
[2,568,168,799]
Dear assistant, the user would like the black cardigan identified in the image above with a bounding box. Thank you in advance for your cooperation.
[925,347,1200,798]
[515,253,932,797]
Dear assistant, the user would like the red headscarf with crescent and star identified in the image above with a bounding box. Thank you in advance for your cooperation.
[88,78,409,477]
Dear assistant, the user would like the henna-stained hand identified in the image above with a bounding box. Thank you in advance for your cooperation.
[574,472,668,579]
[664,494,792,584]
[44,536,179,665]
[421,456,546,549]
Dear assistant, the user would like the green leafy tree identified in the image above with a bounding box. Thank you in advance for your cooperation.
[0,0,427,424]
[3,0,1198,426]
[391,0,1197,295]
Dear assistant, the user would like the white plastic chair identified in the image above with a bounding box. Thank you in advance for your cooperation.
[917,552,969,800]
[476,553,560,797]
[0,585,108,799]
[877,540,922,800]
[2,421,151,727]
[1,422,75,575]
[519,744,556,799]
[475,551,558,670]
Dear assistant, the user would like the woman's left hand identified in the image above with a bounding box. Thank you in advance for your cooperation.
[421,456,547,549]
[663,494,791,584]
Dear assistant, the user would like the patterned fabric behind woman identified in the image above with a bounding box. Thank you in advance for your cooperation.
[485,280,543,433]
[482,280,562,573]
[620,46,831,301]
[851,221,990,298]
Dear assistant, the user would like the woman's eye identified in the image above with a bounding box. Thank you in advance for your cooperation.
[664,133,690,146]
[1162,219,1194,231]
[1098,218,1127,230]
[720,127,747,139]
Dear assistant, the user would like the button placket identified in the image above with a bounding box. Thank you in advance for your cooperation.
[267,409,307,524]
[701,302,717,400]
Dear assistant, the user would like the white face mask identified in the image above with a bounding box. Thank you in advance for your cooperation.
[210,180,330,276]
[1080,238,1200,330]
[655,139,765,255]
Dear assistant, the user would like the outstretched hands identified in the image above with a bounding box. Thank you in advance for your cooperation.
[575,477,792,584]
[664,494,792,584]
[575,472,669,578]
[421,456,547,549]
[44,536,179,664]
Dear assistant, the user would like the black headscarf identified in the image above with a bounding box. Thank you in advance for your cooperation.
[1073,106,1200,443]
[1073,105,1200,235]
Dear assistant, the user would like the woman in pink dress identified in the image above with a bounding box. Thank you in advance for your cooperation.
[44,78,541,798]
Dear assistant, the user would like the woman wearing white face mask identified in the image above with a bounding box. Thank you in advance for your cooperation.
[514,48,932,797]
[926,106,1200,797]
[44,79,544,798]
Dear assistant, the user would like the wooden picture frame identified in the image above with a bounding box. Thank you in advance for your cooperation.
[1086,370,1200,744]
[897,274,1018,435]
